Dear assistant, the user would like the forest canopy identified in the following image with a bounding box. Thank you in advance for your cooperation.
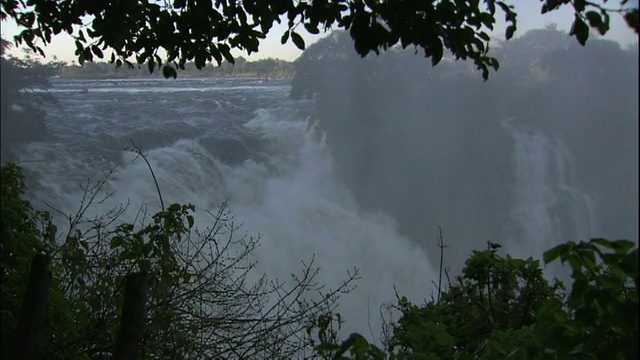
[2,0,638,79]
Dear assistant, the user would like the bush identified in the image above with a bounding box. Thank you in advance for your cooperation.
[0,163,356,359]
[310,240,638,359]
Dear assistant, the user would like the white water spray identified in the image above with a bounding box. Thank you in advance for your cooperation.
[21,104,436,341]
[502,118,597,261]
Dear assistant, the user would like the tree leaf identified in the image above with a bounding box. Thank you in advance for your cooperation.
[148,57,155,73]
[291,31,305,50]
[624,9,639,33]
[162,65,177,79]
[91,45,103,59]
[219,44,235,64]
[431,38,444,66]
[570,14,589,45]
[505,25,516,40]
[281,30,289,44]
[543,243,567,265]
[304,23,320,34]
[138,258,151,272]
[584,11,603,33]
[590,238,635,254]
[110,236,124,249]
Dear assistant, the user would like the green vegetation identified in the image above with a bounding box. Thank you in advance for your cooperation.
[57,57,295,79]
[2,163,637,359]
[3,0,637,79]
[308,240,638,359]
[1,163,356,359]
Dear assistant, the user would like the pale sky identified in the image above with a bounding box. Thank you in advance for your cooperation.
[1,1,637,64]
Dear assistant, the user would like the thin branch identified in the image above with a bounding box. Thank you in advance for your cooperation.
[436,225,449,304]
[125,140,164,211]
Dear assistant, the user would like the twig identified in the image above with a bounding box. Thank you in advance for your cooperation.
[436,225,448,304]
[367,299,376,347]
[125,141,165,211]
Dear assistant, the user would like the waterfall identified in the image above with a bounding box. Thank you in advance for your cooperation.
[502,118,597,261]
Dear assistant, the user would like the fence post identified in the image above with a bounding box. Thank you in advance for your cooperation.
[113,272,147,360]
[10,253,52,360]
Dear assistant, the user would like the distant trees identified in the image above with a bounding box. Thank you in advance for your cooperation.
[0,39,61,160]
[57,57,295,79]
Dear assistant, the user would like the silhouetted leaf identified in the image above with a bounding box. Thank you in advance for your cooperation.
[506,25,516,40]
[138,258,151,272]
[591,238,636,254]
[431,39,443,66]
[543,243,568,264]
[304,23,320,34]
[219,44,235,64]
[291,31,305,50]
[624,8,639,33]
[162,65,177,79]
[570,15,589,45]
[585,11,608,35]
[487,0,495,14]
[281,30,289,44]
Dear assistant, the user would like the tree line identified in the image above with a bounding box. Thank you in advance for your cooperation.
[56,57,295,79]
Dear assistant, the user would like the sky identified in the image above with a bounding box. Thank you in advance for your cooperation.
[1,1,637,64]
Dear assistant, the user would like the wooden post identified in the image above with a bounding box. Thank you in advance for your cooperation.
[113,272,147,360]
[10,253,52,360]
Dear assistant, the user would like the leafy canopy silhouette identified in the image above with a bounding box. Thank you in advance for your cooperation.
[2,0,638,80]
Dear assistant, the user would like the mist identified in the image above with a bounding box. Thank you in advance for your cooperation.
[292,28,639,274]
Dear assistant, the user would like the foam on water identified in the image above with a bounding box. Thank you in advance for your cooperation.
[20,101,435,340]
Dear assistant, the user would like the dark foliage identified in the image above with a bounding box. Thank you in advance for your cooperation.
[309,239,638,359]
[2,0,636,79]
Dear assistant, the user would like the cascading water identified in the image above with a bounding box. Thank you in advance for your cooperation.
[501,118,597,261]
[11,77,613,342]
[15,78,435,341]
